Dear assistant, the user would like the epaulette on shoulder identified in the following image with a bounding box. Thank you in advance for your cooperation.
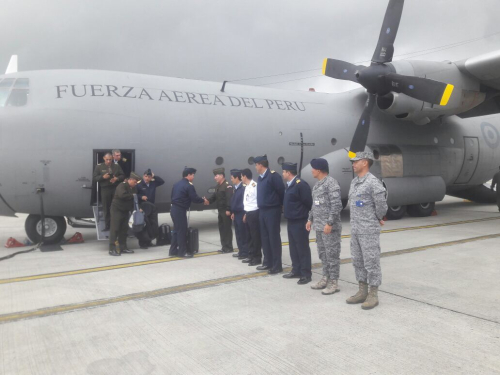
[225,181,228,184]
[243,184,247,187]
[271,170,275,173]
[296,179,301,183]
[189,182,193,185]
[123,158,127,162]
[252,182,256,187]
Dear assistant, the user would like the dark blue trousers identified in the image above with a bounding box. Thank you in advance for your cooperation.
[287,218,312,278]
[169,204,188,256]
[259,206,282,271]
[233,211,249,257]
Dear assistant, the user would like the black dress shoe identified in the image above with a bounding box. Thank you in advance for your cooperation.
[256,265,270,270]
[297,277,312,285]
[238,255,248,260]
[282,272,300,279]
[268,268,283,275]
[177,253,194,258]
[222,249,234,253]
[121,248,135,254]
[241,258,251,263]
[249,260,262,266]
[232,253,240,258]
[109,250,120,256]
[140,246,148,249]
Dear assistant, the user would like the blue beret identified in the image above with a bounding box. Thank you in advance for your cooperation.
[310,158,329,171]
[254,155,267,163]
[282,162,297,171]
[183,167,197,174]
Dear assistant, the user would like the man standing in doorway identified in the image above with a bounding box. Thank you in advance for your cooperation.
[112,149,131,178]
[93,153,124,231]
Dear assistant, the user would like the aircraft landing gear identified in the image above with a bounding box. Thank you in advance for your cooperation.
[407,202,435,217]
[25,214,67,245]
[385,205,406,220]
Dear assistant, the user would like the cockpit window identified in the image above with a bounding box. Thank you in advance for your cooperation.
[0,78,29,107]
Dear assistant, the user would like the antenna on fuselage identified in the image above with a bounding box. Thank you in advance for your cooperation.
[5,55,18,74]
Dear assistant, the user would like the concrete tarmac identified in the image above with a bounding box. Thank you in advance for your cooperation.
[0,197,499,374]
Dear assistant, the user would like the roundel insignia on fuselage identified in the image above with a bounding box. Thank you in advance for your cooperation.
[481,122,500,149]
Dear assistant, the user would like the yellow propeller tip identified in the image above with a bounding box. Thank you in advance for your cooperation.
[348,151,357,159]
[440,84,454,106]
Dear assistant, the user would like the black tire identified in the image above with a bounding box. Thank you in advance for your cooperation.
[25,214,67,245]
[407,202,435,217]
[385,205,406,220]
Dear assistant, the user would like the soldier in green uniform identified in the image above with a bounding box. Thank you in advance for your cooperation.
[109,172,141,256]
[93,153,125,231]
[205,167,234,253]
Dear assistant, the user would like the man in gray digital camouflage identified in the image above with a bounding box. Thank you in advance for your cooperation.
[306,158,343,295]
[346,151,388,310]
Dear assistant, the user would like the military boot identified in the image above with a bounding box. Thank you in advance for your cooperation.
[310,276,328,290]
[346,281,368,304]
[361,286,379,310]
[321,279,340,295]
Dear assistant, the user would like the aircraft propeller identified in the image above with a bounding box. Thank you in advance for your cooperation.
[322,0,454,158]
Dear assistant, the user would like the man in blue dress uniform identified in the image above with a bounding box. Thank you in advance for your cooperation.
[282,162,313,285]
[254,155,285,274]
[137,169,165,204]
[230,169,249,260]
[169,167,205,258]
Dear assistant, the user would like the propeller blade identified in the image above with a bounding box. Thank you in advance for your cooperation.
[384,73,454,105]
[349,93,376,158]
[371,0,405,63]
[322,58,364,82]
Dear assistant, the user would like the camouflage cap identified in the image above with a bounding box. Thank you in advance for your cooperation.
[349,151,375,161]
[129,172,141,181]
[213,167,225,175]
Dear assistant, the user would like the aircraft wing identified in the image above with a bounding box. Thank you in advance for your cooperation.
[457,50,500,91]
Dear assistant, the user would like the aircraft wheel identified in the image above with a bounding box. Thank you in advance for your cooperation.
[385,205,406,220]
[407,202,435,217]
[25,214,67,245]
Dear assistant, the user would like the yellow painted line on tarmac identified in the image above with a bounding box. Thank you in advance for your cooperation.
[1,232,499,325]
[1,216,499,285]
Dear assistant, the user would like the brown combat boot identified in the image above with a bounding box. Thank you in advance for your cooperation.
[361,286,379,310]
[321,279,340,295]
[346,281,368,304]
[310,276,328,290]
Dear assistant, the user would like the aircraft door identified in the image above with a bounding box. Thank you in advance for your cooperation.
[455,137,479,184]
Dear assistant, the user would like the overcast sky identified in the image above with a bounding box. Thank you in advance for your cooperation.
[1,0,500,92]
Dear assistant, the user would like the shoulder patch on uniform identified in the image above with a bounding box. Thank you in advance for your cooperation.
[271,170,275,173]
[225,181,228,184]
[296,179,301,183]
[189,182,193,185]
[227,185,232,188]
[243,184,247,187]
[252,182,256,187]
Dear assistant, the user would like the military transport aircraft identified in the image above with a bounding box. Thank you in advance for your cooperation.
[0,0,499,245]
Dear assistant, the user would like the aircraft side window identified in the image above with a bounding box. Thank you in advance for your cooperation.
[6,89,29,106]
[0,78,16,107]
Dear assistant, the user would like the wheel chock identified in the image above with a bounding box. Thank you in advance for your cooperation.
[5,237,26,248]
[66,232,84,244]
[431,210,438,216]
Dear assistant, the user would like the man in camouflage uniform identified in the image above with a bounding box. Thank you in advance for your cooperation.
[346,151,388,310]
[306,158,343,295]
[93,152,125,231]
[206,168,234,253]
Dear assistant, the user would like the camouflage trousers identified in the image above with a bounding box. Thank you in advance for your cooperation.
[350,233,382,287]
[315,230,341,280]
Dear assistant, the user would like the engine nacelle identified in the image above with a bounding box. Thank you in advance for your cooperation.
[377,60,487,125]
